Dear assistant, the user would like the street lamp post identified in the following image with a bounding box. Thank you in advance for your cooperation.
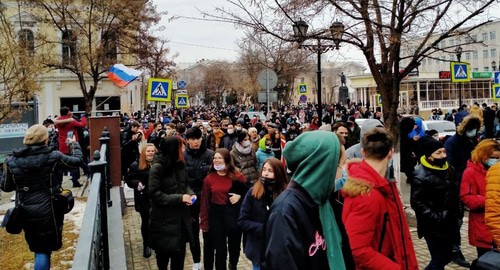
[455,46,463,108]
[292,19,344,122]
[492,60,497,72]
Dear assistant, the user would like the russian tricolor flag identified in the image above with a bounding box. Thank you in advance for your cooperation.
[108,64,142,87]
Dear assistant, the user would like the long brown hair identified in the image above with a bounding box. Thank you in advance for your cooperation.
[252,158,288,200]
[210,148,241,180]
[138,143,157,170]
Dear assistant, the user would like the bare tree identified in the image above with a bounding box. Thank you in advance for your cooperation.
[0,3,43,123]
[200,61,234,106]
[26,0,162,113]
[203,0,498,135]
[237,30,312,104]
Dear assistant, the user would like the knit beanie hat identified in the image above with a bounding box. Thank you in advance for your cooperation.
[23,124,49,145]
[421,137,444,158]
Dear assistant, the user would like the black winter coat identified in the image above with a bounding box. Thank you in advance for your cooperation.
[148,154,195,254]
[125,161,151,213]
[183,144,214,196]
[411,164,458,238]
[1,144,83,253]
[238,187,273,265]
[264,181,328,270]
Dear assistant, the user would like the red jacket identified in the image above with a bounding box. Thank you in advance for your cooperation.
[461,160,493,248]
[55,115,86,154]
[342,160,418,270]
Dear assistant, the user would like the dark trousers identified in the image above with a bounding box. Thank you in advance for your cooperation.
[56,167,80,185]
[139,210,150,249]
[209,204,242,270]
[190,201,215,265]
[424,234,453,270]
[155,248,186,270]
[477,247,490,258]
[452,202,465,251]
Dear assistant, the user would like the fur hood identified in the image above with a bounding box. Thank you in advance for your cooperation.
[342,159,390,198]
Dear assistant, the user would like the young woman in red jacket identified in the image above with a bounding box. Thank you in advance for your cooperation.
[461,139,500,258]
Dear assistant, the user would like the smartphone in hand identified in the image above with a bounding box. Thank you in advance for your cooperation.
[67,130,74,140]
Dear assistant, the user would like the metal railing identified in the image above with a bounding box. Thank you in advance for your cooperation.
[73,127,111,270]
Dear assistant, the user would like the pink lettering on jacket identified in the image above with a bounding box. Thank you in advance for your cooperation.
[308,231,326,256]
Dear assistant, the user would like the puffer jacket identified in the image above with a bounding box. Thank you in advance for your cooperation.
[230,143,258,184]
[461,160,493,248]
[125,161,151,213]
[183,144,214,196]
[411,162,458,239]
[342,160,419,270]
[1,144,83,253]
[486,162,500,245]
[148,154,195,254]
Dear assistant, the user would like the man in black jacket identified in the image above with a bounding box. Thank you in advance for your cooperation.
[183,127,215,270]
[120,121,140,178]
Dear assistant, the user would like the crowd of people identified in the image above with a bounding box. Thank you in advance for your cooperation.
[2,101,500,270]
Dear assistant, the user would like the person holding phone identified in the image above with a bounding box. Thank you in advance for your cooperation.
[200,148,248,270]
[54,107,87,187]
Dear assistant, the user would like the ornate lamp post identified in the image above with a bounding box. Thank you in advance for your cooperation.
[455,46,463,107]
[292,19,344,122]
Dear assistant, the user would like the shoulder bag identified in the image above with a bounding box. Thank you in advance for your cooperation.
[470,243,500,270]
[1,205,23,234]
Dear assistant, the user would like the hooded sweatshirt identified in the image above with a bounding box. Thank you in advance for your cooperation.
[280,130,346,270]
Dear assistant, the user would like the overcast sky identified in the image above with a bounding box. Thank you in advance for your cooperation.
[154,1,500,66]
[154,0,244,64]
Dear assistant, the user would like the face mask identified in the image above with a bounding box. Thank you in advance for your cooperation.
[486,158,499,167]
[265,145,272,153]
[227,129,234,134]
[236,127,242,131]
[260,177,276,186]
[207,128,212,133]
[465,129,477,138]
[334,168,347,192]
[242,141,251,147]
[214,164,225,171]
[47,127,54,133]
[432,157,447,167]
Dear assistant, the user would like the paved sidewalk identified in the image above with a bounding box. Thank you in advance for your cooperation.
[123,203,476,270]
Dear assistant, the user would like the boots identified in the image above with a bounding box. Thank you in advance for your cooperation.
[451,250,470,267]
[143,246,151,258]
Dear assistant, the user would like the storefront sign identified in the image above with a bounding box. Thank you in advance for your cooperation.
[472,72,492,78]
[439,71,451,79]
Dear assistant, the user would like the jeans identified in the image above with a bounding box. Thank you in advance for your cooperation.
[424,234,453,270]
[34,252,51,270]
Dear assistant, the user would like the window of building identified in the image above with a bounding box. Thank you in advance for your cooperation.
[62,30,77,66]
[472,35,478,42]
[483,50,489,59]
[473,51,478,59]
[102,31,118,63]
[484,67,490,71]
[449,39,455,47]
[18,29,35,55]
[482,32,488,42]
[473,67,479,72]
[466,52,471,60]
[490,31,496,41]
[491,49,497,59]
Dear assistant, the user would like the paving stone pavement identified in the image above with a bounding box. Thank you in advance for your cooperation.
[123,203,477,270]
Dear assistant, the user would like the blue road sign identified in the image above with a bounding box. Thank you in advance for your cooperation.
[451,62,470,82]
[495,72,500,84]
[148,78,172,102]
[494,84,500,100]
[177,80,187,89]
[299,94,307,103]
[297,83,308,94]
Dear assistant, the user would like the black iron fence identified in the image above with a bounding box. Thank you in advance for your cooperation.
[73,128,111,270]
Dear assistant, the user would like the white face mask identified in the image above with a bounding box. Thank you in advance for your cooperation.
[241,141,251,147]
[227,129,234,134]
[214,164,225,171]
[465,129,477,138]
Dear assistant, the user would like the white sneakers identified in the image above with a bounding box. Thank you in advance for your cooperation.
[192,262,202,270]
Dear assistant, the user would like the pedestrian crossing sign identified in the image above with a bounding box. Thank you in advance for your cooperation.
[376,94,382,107]
[298,83,308,95]
[176,94,189,108]
[450,62,471,83]
[147,78,172,102]
[493,84,500,101]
